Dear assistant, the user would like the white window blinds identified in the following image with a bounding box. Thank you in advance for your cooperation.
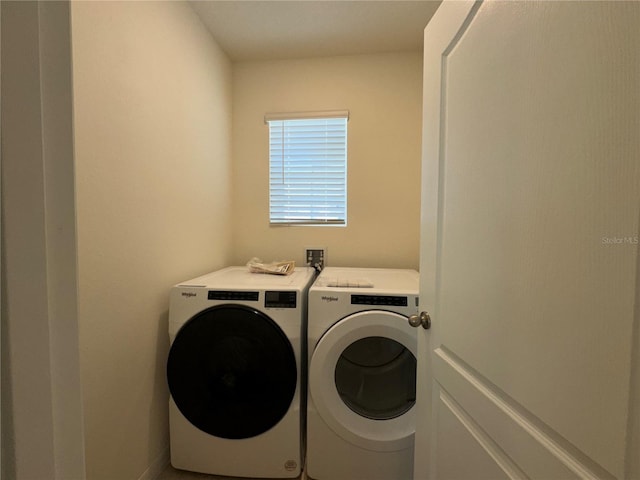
[266,112,348,225]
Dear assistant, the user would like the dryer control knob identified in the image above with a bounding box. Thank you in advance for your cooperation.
[408,311,431,329]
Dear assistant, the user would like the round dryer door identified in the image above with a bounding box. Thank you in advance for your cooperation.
[309,310,417,452]
[167,305,297,439]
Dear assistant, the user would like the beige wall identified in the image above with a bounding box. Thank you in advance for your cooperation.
[70,2,233,478]
[232,53,423,270]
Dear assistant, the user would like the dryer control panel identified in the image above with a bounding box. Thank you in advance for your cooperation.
[351,295,408,307]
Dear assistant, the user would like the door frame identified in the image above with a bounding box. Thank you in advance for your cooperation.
[1,2,86,478]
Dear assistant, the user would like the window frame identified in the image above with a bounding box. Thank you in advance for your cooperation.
[265,111,349,227]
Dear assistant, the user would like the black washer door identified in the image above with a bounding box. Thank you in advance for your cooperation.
[167,304,297,439]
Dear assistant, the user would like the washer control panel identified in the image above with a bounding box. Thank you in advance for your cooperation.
[208,291,259,301]
[265,291,297,308]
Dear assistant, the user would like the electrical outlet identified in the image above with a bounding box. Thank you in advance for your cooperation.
[304,247,326,272]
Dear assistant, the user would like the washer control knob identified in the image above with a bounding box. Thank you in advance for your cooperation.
[408,311,431,329]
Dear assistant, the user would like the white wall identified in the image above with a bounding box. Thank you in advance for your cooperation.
[232,53,423,269]
[70,2,233,478]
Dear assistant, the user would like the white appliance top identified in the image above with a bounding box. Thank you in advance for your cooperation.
[311,267,419,294]
[176,266,316,291]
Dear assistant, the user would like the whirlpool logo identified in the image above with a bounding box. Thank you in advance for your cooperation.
[321,296,339,303]
[181,292,197,298]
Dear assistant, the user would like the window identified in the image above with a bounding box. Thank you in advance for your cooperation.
[266,111,348,226]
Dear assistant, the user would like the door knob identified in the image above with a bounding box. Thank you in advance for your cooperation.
[408,311,431,329]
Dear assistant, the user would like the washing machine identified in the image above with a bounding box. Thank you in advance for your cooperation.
[167,266,316,478]
[307,267,419,480]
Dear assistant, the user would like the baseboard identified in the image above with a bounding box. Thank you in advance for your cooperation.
[138,446,170,480]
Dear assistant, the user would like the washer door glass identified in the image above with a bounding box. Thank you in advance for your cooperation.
[335,336,416,420]
[167,305,297,439]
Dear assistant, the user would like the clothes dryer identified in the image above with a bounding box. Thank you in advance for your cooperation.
[167,266,315,478]
[307,267,419,480]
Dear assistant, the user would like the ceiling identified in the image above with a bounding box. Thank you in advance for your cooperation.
[189,0,442,62]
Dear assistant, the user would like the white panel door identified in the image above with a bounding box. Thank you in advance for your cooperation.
[415,2,640,479]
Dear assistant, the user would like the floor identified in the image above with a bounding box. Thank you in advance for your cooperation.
[156,464,307,480]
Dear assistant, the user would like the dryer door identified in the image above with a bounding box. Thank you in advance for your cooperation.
[167,305,297,439]
[309,310,417,452]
